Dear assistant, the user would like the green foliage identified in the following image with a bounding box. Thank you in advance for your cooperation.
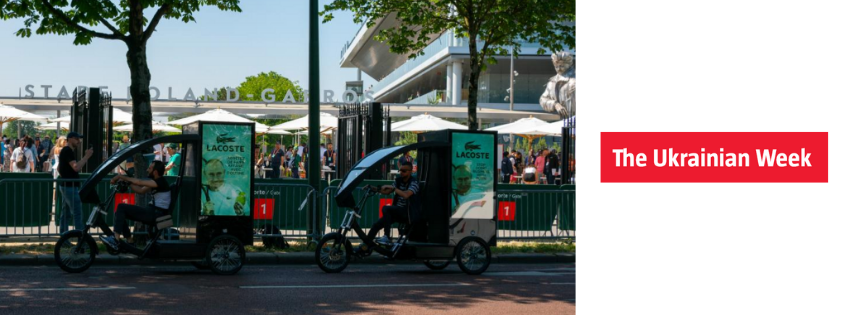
[5,120,38,138]
[514,137,529,152]
[394,131,418,146]
[534,138,547,152]
[2,0,243,156]
[321,0,575,130]
[550,141,561,154]
[237,71,305,102]
[394,131,418,159]
[1,0,242,46]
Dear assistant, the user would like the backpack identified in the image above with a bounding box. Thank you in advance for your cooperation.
[501,158,513,175]
[15,149,27,169]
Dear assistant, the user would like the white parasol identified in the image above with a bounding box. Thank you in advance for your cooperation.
[268,112,337,131]
[391,113,466,133]
[114,121,181,133]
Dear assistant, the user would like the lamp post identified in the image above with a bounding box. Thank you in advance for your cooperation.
[308,0,320,239]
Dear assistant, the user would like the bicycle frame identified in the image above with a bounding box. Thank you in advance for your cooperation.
[334,186,395,257]
[75,182,159,257]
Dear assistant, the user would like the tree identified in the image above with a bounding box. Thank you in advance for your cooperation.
[237,71,305,102]
[2,0,241,175]
[322,0,575,130]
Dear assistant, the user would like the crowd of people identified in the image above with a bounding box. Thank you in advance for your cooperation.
[253,142,336,180]
[500,147,563,185]
[1,133,61,174]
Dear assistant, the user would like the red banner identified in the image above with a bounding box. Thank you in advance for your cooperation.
[601,132,828,182]
[498,201,516,221]
[114,193,135,212]
[253,198,275,220]
[378,198,393,218]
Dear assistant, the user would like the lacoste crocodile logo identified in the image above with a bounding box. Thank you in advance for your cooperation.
[216,133,236,144]
[465,141,480,151]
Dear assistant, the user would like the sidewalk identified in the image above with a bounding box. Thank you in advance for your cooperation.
[0,252,574,266]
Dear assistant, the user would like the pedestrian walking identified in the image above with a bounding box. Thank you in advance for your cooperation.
[58,132,94,233]
[535,150,546,184]
[544,148,559,185]
[11,139,34,173]
[501,151,513,184]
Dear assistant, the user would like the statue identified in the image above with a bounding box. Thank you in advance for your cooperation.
[539,51,575,119]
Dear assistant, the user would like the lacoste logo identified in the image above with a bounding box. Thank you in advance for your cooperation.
[216,133,236,144]
[465,141,480,151]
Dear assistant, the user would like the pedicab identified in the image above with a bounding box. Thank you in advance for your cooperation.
[54,122,255,275]
[316,130,498,275]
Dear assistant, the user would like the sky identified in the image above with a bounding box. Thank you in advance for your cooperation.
[0,0,377,101]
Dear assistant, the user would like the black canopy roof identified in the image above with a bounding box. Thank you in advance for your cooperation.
[79,134,200,204]
[334,141,448,208]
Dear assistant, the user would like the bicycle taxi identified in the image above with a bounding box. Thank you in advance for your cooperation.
[54,121,255,275]
[316,130,498,275]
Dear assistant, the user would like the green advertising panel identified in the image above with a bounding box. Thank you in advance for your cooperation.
[450,132,496,219]
[201,124,252,216]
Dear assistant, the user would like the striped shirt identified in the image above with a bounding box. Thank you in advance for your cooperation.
[392,177,419,208]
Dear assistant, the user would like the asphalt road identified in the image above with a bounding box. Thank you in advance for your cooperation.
[0,263,574,315]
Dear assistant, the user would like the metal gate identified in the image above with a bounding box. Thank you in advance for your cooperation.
[335,102,388,179]
[70,87,114,172]
[561,116,575,184]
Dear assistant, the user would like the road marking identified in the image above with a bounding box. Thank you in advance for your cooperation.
[546,283,575,285]
[241,283,473,289]
[0,286,135,292]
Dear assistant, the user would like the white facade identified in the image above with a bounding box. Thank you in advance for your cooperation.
[340,24,573,113]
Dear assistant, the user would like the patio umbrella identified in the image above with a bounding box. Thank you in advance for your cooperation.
[269,112,337,131]
[514,116,575,136]
[167,108,255,125]
[294,127,335,136]
[484,116,553,147]
[36,122,70,131]
[391,113,466,133]
[50,108,134,124]
[0,103,49,136]
[264,128,293,135]
[113,121,181,133]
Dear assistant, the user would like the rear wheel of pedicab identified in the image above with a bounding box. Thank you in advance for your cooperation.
[315,232,352,273]
[424,259,453,270]
[456,237,491,275]
[206,235,246,275]
[54,231,97,273]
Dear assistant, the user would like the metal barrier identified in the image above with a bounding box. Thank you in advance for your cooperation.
[321,181,575,241]
[251,182,319,241]
[0,177,321,243]
[0,176,571,242]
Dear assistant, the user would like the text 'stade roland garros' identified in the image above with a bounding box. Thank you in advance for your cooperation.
[600,132,828,183]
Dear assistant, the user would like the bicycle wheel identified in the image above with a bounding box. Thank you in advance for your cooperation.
[315,232,352,273]
[456,237,491,275]
[54,232,97,273]
[206,235,246,275]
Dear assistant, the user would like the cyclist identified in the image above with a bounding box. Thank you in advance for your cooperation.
[366,161,421,246]
[99,160,171,250]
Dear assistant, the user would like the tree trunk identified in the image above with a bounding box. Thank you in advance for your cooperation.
[126,39,154,175]
[125,39,155,244]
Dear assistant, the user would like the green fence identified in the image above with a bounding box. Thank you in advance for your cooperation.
[323,180,574,240]
[0,173,54,231]
[559,185,576,231]
[251,179,318,233]
[0,176,573,241]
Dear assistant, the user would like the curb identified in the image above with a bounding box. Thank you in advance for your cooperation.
[1,252,574,266]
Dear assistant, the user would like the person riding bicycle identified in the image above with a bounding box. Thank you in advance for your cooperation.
[366,161,421,246]
[98,160,171,250]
